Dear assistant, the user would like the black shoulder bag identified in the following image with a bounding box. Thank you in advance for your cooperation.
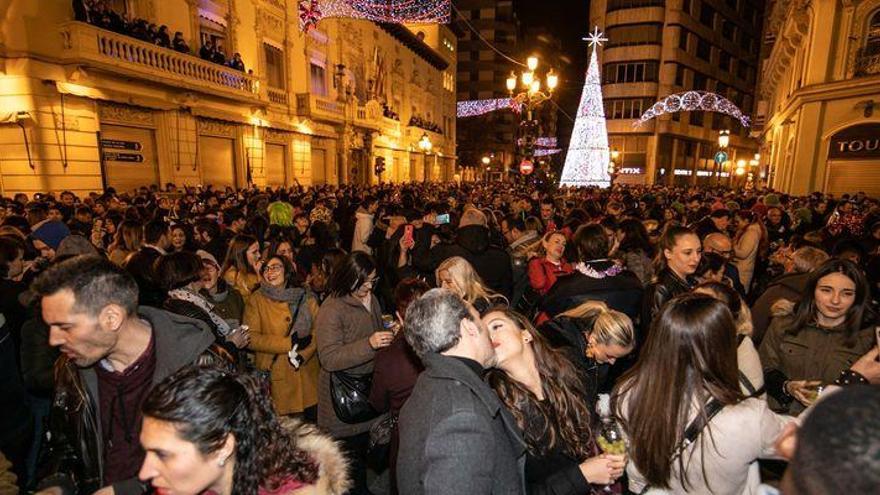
[329,311,381,424]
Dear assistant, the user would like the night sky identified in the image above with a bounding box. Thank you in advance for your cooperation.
[514,0,592,149]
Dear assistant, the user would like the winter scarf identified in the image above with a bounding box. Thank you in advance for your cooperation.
[259,285,313,339]
[168,288,232,336]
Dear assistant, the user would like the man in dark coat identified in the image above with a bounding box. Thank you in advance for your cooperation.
[429,208,513,298]
[398,289,526,495]
[32,256,223,495]
[125,219,169,307]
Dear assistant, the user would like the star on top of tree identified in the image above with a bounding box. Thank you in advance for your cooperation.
[583,26,608,47]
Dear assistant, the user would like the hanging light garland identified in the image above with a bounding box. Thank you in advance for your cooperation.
[456,98,515,118]
[299,0,451,32]
[634,90,751,128]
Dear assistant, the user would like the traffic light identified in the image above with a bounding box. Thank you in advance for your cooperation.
[374,156,386,176]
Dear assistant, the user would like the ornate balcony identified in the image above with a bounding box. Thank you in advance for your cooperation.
[59,21,260,103]
[295,93,346,123]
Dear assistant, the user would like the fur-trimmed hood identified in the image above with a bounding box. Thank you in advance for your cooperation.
[281,418,351,495]
[770,298,796,318]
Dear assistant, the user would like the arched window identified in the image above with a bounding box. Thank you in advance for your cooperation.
[866,11,880,56]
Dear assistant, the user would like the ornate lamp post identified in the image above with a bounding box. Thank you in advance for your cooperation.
[714,129,730,186]
[506,56,558,162]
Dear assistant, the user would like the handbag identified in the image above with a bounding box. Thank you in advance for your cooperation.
[330,369,380,424]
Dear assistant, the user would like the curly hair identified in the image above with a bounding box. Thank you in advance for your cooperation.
[485,309,594,460]
[142,365,318,494]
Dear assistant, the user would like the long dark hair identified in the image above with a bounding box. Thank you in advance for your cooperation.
[617,218,653,257]
[327,251,376,298]
[222,234,259,276]
[486,309,594,460]
[613,294,743,490]
[786,258,872,345]
[142,366,317,494]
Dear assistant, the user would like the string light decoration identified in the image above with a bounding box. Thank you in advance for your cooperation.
[299,0,451,32]
[634,91,751,128]
[456,98,514,118]
[560,27,611,188]
[517,137,557,147]
[534,148,562,157]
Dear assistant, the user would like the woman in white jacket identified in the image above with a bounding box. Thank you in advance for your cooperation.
[732,210,766,294]
[614,294,792,495]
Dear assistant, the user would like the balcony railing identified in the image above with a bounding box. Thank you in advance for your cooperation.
[267,87,289,106]
[296,93,345,122]
[60,21,260,101]
[855,46,880,77]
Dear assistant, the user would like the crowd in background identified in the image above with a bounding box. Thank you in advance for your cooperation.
[0,179,878,494]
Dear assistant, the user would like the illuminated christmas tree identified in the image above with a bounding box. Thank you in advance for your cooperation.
[560,27,611,188]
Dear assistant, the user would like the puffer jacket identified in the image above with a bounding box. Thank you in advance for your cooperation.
[35,307,228,495]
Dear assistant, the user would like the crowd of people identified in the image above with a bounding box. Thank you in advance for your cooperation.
[0,179,878,494]
[73,0,247,72]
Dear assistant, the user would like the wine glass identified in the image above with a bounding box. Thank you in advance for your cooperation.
[597,419,627,492]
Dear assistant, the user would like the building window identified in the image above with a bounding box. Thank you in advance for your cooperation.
[607,0,664,12]
[700,5,715,28]
[604,98,654,120]
[722,21,735,40]
[603,61,660,84]
[682,0,692,15]
[865,11,880,56]
[679,28,689,51]
[690,111,704,127]
[606,23,663,47]
[264,43,285,89]
[719,52,731,72]
[309,63,327,96]
[696,37,711,61]
[693,72,707,90]
[736,61,749,80]
[675,65,686,86]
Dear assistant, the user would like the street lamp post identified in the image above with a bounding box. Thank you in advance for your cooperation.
[507,56,558,166]
[418,133,432,181]
[715,129,730,186]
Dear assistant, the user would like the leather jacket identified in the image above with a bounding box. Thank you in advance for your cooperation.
[641,269,695,343]
[36,307,229,495]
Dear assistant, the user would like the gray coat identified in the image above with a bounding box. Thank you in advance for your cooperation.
[397,353,527,495]
[315,294,382,438]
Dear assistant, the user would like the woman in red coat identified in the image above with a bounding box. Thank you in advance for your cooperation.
[528,230,573,296]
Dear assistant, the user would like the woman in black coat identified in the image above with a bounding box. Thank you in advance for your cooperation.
[641,225,701,341]
[485,308,626,494]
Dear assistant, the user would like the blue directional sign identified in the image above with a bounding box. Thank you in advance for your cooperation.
[714,151,729,165]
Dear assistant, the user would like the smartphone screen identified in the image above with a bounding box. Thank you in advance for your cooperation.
[404,224,414,245]
[436,213,451,225]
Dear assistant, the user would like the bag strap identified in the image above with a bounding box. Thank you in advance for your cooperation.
[270,292,306,367]
[671,398,725,460]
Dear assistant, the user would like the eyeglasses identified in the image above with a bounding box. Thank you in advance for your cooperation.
[265,264,284,273]
[362,276,380,287]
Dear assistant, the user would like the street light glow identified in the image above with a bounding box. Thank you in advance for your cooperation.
[527,56,539,71]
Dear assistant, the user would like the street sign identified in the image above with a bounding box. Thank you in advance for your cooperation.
[101,139,143,151]
[103,152,145,163]
[714,151,728,165]
[520,160,534,175]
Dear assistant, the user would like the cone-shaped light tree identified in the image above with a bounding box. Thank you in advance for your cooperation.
[560,27,611,188]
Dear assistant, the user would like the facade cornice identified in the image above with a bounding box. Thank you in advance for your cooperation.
[761,0,812,99]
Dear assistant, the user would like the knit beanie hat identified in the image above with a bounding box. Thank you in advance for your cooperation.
[32,220,70,250]
[56,235,99,258]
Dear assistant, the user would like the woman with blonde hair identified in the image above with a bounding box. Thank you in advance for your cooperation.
[435,256,506,314]
[541,300,636,408]
[108,219,143,266]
